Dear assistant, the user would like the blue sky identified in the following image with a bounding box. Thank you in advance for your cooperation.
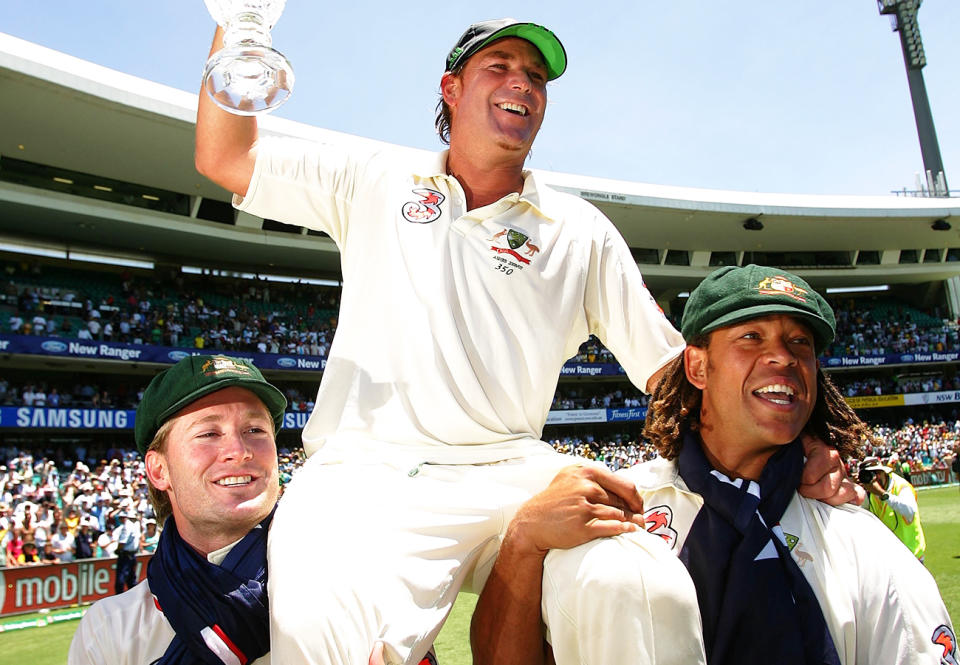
[4,1,958,196]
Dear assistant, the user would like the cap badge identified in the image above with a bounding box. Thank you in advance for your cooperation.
[756,276,808,303]
[201,356,251,377]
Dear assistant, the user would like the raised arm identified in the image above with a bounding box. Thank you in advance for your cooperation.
[195,27,259,197]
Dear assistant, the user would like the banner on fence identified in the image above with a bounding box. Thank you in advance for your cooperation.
[844,394,906,409]
[0,555,150,617]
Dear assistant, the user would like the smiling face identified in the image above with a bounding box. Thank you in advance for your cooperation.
[684,314,818,479]
[442,37,548,163]
[144,386,278,554]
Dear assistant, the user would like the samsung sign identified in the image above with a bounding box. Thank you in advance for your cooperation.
[0,407,307,431]
[0,407,134,429]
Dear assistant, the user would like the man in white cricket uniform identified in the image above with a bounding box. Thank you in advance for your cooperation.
[196,18,851,665]
[68,355,286,665]
[484,265,954,665]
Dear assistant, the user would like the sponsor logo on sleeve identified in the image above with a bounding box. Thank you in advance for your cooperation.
[643,505,678,549]
[933,625,957,665]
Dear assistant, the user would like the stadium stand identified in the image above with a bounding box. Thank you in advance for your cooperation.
[2,33,960,583]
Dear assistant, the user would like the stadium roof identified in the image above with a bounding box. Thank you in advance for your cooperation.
[2,32,960,295]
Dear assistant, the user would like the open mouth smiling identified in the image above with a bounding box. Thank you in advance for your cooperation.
[215,475,253,487]
[753,383,797,405]
[497,102,528,116]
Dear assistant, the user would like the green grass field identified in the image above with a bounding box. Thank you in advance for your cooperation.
[7,486,958,665]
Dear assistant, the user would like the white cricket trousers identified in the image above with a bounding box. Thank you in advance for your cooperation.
[268,448,702,665]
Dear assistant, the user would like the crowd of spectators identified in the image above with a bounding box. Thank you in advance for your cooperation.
[2,374,653,414]
[7,371,960,419]
[826,297,960,358]
[2,260,960,571]
[551,385,649,411]
[862,418,960,476]
[6,260,960,367]
[3,407,959,568]
[548,433,659,470]
[2,259,341,359]
[1,448,304,568]
[0,376,319,414]
[0,378,135,409]
[833,374,960,397]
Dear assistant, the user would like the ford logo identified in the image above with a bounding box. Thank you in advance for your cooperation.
[901,354,914,362]
[826,358,841,366]
[41,340,68,353]
[277,357,297,368]
[167,351,190,361]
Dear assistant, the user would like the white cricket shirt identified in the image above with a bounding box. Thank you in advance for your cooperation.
[617,457,956,665]
[68,541,270,665]
[237,140,684,463]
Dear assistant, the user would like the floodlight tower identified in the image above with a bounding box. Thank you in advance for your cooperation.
[877,0,949,196]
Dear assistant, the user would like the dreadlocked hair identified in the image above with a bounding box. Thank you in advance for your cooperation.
[643,346,873,463]
[807,368,872,462]
[643,352,703,460]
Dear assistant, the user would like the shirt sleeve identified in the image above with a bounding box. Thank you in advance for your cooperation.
[68,605,116,665]
[853,516,954,664]
[583,218,685,393]
[887,484,918,522]
[233,136,375,247]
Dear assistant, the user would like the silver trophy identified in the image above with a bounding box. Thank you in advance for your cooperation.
[202,0,294,115]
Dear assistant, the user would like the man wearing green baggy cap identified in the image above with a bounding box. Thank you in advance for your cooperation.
[69,354,285,665]
[196,13,853,662]
[485,265,954,665]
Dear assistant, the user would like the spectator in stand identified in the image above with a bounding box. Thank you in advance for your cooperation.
[18,540,41,565]
[113,511,140,594]
[41,541,59,563]
[51,521,76,563]
[75,516,96,559]
[5,526,24,566]
[140,518,159,553]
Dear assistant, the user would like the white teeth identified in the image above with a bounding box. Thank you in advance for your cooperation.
[216,476,251,487]
[498,102,527,116]
[755,384,795,396]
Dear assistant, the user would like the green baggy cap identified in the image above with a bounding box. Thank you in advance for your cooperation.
[681,264,836,353]
[134,355,287,454]
[445,18,567,80]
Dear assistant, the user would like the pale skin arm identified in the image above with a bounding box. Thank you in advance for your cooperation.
[471,465,646,665]
[194,26,259,197]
